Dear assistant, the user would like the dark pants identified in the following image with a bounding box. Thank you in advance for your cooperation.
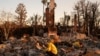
[46,51,57,56]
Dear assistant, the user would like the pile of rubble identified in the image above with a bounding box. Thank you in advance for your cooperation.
[0,33,100,56]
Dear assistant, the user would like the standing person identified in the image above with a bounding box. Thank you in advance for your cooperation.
[45,35,58,56]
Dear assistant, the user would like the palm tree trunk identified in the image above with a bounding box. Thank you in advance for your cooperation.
[77,11,80,31]
[43,4,45,24]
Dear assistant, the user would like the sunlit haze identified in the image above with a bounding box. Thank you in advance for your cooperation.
[0,0,100,23]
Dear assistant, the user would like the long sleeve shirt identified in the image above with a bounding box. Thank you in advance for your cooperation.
[46,42,58,55]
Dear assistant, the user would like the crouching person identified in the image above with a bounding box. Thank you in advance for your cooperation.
[45,35,58,56]
[72,40,83,49]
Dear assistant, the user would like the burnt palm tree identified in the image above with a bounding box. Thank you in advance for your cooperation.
[41,0,47,22]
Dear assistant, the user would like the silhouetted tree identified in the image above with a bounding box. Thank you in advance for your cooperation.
[15,3,27,27]
[66,15,70,27]
[0,11,17,40]
[29,14,41,35]
[63,12,70,27]
[74,0,100,35]
[89,2,99,34]
[74,2,81,31]
[41,0,47,23]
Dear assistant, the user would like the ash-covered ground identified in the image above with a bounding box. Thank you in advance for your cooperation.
[0,33,100,56]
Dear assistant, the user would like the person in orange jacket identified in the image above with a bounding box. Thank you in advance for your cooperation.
[72,40,83,49]
[45,35,58,56]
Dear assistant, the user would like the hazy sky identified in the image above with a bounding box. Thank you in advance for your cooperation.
[0,0,100,22]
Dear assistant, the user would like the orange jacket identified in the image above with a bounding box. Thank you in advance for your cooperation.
[46,42,58,55]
